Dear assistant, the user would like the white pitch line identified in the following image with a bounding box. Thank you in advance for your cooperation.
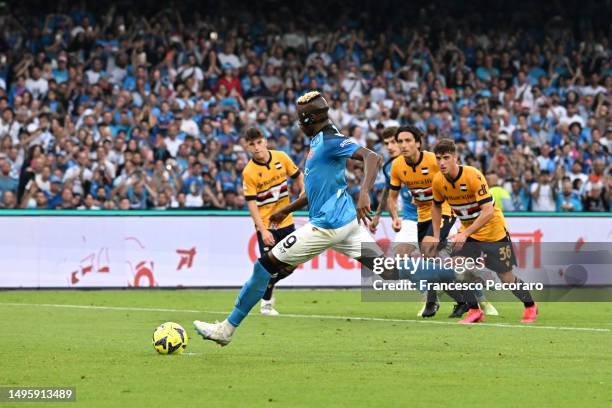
[0,302,609,333]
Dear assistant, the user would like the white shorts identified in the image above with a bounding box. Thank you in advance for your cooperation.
[271,219,381,266]
[394,219,418,244]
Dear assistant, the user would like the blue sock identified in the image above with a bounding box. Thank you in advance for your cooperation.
[227,260,272,327]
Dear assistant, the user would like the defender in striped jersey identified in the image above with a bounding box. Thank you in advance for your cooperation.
[429,139,537,324]
[243,127,304,315]
[387,126,488,318]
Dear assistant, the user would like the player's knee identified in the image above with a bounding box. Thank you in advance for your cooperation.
[259,252,295,276]
[497,270,515,283]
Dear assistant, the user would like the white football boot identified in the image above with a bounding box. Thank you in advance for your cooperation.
[260,298,279,316]
[479,301,499,316]
[193,320,234,346]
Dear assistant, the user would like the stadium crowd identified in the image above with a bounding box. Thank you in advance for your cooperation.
[0,0,609,212]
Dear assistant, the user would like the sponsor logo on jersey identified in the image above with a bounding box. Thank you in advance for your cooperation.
[340,138,355,148]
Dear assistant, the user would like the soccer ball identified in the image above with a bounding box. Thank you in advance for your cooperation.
[152,322,188,354]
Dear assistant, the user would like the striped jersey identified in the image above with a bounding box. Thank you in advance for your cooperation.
[243,150,300,229]
[432,165,507,241]
[388,151,452,222]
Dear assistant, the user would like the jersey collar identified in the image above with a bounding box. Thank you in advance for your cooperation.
[445,165,463,187]
[404,151,423,171]
[252,151,272,169]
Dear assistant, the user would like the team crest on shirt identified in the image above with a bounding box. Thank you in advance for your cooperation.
[460,184,468,191]
[258,172,262,177]
[421,167,429,175]
[275,161,282,169]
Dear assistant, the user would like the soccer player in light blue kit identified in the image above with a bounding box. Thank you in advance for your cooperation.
[194,91,383,346]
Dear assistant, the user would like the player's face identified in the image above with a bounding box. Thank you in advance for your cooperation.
[397,132,420,160]
[246,137,268,161]
[435,152,458,175]
[383,137,400,157]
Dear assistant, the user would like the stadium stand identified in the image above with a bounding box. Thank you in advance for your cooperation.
[0,0,609,211]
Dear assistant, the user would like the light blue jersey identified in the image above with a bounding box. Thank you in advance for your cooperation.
[304,125,361,229]
[383,158,418,221]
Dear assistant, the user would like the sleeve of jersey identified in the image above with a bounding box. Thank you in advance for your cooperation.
[328,136,360,159]
[282,152,301,178]
[382,161,392,185]
[388,161,401,190]
[432,174,445,205]
[242,172,257,201]
[470,169,493,206]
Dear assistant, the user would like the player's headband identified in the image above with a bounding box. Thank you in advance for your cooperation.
[299,107,329,126]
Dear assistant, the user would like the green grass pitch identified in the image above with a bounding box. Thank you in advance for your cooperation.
[1,290,611,407]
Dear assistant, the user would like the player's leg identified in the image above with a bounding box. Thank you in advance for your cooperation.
[424,216,478,318]
[260,224,297,315]
[416,220,442,317]
[332,219,384,273]
[394,220,431,316]
[482,236,537,323]
[447,239,485,323]
[194,223,332,345]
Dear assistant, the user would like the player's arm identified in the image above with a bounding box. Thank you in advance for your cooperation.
[269,191,308,226]
[293,171,305,195]
[386,161,403,232]
[423,176,444,256]
[369,185,389,232]
[453,172,495,250]
[243,171,275,246]
[374,186,389,217]
[461,201,494,238]
[283,152,305,196]
[351,147,383,224]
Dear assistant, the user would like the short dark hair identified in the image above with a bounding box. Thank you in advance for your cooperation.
[245,127,264,142]
[433,139,457,155]
[382,126,398,140]
[395,125,423,144]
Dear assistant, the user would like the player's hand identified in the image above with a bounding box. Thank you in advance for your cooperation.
[421,236,438,257]
[356,193,372,225]
[452,231,468,251]
[368,216,379,233]
[392,217,402,232]
[261,229,276,247]
[269,209,288,226]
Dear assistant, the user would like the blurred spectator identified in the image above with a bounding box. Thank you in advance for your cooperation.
[486,172,511,210]
[0,0,608,212]
[530,171,557,212]
[556,180,583,212]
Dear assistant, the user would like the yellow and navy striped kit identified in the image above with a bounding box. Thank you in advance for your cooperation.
[432,165,507,241]
[242,150,300,229]
[389,151,452,222]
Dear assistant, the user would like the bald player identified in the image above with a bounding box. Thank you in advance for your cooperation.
[194,91,384,345]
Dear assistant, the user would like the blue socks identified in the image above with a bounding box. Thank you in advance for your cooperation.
[227,260,272,327]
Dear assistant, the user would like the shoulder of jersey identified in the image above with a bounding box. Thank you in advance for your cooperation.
[321,124,345,138]
[463,165,483,178]
[268,149,282,158]
[243,159,257,173]
[422,150,437,162]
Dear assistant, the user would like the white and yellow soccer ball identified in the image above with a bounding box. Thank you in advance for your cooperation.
[153,322,188,355]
